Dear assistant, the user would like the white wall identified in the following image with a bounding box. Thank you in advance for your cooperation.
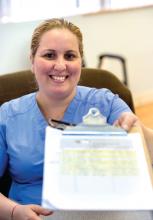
[0,7,153,106]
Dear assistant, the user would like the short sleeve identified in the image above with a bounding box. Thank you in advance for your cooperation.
[106,92,131,124]
[0,105,9,177]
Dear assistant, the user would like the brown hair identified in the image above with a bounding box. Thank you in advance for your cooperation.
[31,18,83,58]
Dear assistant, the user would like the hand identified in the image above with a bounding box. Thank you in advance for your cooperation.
[12,204,53,220]
[113,112,138,131]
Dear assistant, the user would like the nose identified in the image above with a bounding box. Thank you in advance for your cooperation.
[53,57,66,72]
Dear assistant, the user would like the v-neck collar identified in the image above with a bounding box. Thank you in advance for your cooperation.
[33,88,79,126]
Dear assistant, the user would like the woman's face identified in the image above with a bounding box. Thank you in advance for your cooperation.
[31,28,82,100]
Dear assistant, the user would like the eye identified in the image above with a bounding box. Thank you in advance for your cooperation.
[64,52,77,61]
[43,52,56,60]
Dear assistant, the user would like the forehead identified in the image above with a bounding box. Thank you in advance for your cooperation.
[39,28,79,48]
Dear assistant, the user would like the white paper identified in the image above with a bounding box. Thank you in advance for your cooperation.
[42,126,153,210]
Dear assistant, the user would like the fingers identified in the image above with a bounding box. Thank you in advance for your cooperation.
[113,112,138,131]
[12,204,53,220]
[30,204,53,216]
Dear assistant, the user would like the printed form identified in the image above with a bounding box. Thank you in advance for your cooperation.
[42,126,153,210]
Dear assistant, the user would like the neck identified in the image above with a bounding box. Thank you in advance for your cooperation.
[36,90,76,121]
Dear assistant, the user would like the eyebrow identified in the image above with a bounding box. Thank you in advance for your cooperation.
[66,50,78,54]
[43,49,55,52]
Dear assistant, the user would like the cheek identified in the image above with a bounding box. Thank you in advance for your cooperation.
[69,61,82,78]
[33,59,53,74]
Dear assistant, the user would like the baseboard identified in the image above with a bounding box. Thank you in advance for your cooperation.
[133,90,153,107]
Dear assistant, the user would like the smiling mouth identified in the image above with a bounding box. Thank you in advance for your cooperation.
[49,75,68,82]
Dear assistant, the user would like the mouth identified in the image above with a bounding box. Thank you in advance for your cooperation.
[49,75,69,82]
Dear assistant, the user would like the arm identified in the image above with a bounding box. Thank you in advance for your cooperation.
[0,193,52,220]
[0,193,17,220]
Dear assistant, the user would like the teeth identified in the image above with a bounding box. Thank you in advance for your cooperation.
[51,76,66,82]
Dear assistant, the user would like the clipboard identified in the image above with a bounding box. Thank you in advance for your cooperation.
[42,108,153,210]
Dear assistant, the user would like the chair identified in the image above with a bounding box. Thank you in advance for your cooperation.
[80,68,134,112]
[0,68,134,110]
[98,53,128,86]
[0,68,135,197]
[0,70,37,105]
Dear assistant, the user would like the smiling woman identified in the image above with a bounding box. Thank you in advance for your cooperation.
[0,18,145,220]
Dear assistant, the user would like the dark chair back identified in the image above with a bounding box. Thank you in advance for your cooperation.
[80,68,134,112]
[0,70,37,105]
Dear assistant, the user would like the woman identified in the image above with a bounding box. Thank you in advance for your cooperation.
[0,18,140,219]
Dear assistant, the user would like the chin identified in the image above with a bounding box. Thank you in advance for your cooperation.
[49,90,68,99]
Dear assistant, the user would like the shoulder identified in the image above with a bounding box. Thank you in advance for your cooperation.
[76,85,116,104]
[0,93,36,120]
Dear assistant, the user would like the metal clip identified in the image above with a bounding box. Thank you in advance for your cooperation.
[82,108,106,125]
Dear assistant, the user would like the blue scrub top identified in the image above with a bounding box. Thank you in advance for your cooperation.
[0,86,131,204]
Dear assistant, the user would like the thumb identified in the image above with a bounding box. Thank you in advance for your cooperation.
[30,205,53,216]
[113,119,120,127]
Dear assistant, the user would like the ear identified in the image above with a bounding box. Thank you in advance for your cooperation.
[30,54,34,73]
